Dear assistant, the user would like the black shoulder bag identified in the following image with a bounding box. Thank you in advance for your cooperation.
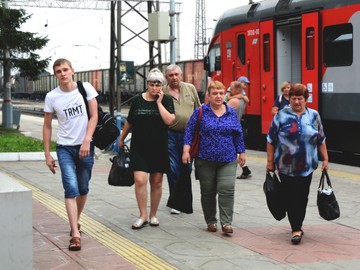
[77,81,120,150]
[263,171,286,221]
[317,170,340,221]
[108,145,134,187]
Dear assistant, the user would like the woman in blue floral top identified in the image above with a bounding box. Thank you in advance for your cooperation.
[182,81,246,234]
[266,83,329,245]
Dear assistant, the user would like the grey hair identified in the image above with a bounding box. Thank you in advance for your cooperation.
[147,68,166,84]
[165,64,182,76]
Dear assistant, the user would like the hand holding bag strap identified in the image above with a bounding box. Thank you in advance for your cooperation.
[324,170,332,188]
[318,171,325,190]
[318,170,332,190]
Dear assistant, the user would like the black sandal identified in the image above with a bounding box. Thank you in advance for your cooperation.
[291,230,304,245]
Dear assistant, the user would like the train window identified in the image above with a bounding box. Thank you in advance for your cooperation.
[209,44,221,72]
[237,34,246,65]
[306,28,315,70]
[215,55,221,71]
[324,23,353,67]
[263,34,270,72]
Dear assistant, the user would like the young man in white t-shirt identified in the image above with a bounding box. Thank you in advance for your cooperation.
[43,58,98,251]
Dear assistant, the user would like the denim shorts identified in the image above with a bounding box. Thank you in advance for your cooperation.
[56,144,95,198]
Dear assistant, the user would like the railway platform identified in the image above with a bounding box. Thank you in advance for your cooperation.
[1,107,360,269]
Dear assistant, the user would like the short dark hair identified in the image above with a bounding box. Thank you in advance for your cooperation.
[53,58,73,72]
[289,83,309,100]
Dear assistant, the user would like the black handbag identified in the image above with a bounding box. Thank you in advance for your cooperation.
[263,171,286,221]
[317,170,340,221]
[108,145,134,187]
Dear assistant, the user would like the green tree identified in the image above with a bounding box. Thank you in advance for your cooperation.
[0,6,50,84]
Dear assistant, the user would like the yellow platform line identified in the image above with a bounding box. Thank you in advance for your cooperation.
[16,179,177,270]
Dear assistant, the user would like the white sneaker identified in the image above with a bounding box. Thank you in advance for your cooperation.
[170,209,181,215]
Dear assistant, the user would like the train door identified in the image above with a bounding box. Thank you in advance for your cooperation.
[234,25,261,116]
[260,20,275,134]
[224,22,259,84]
[234,31,247,82]
[301,12,319,110]
[228,23,262,149]
[275,21,301,98]
[274,12,319,109]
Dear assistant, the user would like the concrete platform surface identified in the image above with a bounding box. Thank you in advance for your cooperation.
[1,150,360,270]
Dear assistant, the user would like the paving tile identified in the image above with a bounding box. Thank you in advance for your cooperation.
[223,224,360,264]
[33,200,137,270]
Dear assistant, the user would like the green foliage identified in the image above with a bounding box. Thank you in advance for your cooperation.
[0,7,50,80]
[0,126,56,152]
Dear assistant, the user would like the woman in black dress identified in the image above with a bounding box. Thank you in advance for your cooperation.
[119,68,175,229]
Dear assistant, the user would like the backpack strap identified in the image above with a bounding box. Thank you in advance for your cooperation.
[77,81,90,119]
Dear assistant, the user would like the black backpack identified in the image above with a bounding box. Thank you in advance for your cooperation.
[77,81,120,150]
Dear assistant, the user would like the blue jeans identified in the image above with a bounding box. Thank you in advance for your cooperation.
[56,144,95,198]
[167,130,192,194]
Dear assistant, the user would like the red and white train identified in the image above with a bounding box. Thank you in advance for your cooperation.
[205,0,360,163]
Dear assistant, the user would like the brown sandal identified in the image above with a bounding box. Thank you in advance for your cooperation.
[69,236,81,251]
[69,224,81,236]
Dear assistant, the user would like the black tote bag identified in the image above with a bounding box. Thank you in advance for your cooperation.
[263,171,286,221]
[317,170,340,221]
[108,145,134,187]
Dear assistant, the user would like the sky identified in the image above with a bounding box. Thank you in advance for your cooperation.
[15,0,259,72]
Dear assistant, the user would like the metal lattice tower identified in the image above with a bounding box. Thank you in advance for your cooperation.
[194,0,206,59]
[4,0,182,117]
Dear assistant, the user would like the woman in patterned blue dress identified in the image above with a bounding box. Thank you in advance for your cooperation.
[267,83,329,244]
[182,81,246,234]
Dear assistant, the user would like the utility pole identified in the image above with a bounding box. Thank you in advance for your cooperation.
[113,0,122,153]
[169,0,176,64]
[1,0,14,128]
[109,0,116,118]
[194,0,206,59]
